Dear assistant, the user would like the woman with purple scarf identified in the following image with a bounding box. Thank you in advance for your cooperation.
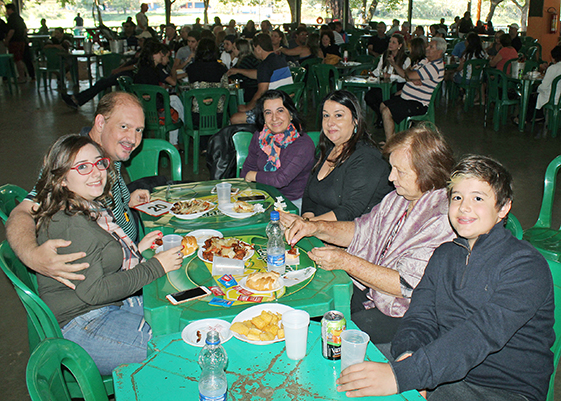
[282,124,456,346]
[241,90,316,211]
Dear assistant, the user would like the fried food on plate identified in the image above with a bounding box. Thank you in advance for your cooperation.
[230,310,285,342]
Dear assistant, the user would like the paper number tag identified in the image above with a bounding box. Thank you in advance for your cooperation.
[133,200,174,217]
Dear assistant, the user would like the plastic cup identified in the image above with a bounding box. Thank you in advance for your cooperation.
[341,330,370,372]
[216,182,232,206]
[282,310,310,360]
[163,234,183,251]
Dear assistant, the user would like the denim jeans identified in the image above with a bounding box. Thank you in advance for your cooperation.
[427,380,529,401]
[61,295,151,375]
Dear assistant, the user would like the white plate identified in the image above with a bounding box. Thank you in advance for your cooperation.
[181,319,232,347]
[186,229,224,246]
[231,303,294,345]
[197,241,254,264]
[169,202,216,220]
[218,203,257,219]
[238,275,285,294]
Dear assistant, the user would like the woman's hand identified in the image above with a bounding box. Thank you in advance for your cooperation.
[227,68,239,76]
[138,231,163,253]
[308,245,349,271]
[336,362,398,397]
[153,245,184,273]
[244,171,257,182]
[382,72,391,80]
[388,54,396,66]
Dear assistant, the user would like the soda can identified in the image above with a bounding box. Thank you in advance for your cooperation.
[321,310,346,359]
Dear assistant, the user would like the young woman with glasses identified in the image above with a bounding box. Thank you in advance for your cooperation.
[32,134,183,375]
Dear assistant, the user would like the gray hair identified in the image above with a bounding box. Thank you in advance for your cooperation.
[431,37,447,53]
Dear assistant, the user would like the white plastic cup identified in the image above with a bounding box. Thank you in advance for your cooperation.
[216,182,232,206]
[163,234,183,251]
[341,330,370,372]
[282,310,310,360]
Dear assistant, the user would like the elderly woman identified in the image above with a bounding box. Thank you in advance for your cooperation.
[299,90,392,221]
[34,135,182,374]
[241,90,316,210]
[282,124,455,344]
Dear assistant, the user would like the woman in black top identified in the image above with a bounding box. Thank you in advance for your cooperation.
[300,90,393,221]
[319,30,341,60]
[241,20,256,39]
[228,38,260,102]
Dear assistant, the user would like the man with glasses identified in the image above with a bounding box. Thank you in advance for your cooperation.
[6,92,148,289]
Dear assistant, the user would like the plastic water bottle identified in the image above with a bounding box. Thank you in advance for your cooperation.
[266,211,286,274]
[198,330,228,401]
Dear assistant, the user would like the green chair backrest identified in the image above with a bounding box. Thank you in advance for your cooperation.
[0,183,27,224]
[130,84,181,139]
[306,131,321,147]
[355,54,375,64]
[502,58,518,76]
[232,131,253,178]
[98,53,123,78]
[526,46,539,61]
[182,87,230,135]
[546,260,561,401]
[532,155,561,230]
[117,76,133,93]
[300,57,322,69]
[546,75,561,106]
[505,214,523,240]
[523,60,539,75]
[459,59,488,85]
[43,47,62,71]
[124,139,182,182]
[486,68,510,101]
[311,64,340,102]
[290,66,307,83]
[349,63,375,76]
[26,338,109,401]
[277,82,305,108]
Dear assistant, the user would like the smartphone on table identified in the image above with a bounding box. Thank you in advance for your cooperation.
[166,286,212,305]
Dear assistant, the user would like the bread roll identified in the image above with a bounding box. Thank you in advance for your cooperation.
[181,235,198,256]
[246,271,280,291]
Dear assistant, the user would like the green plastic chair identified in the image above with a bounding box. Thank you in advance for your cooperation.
[502,58,519,76]
[300,57,322,70]
[450,59,489,111]
[232,131,253,178]
[290,66,306,83]
[117,75,133,93]
[355,54,375,64]
[0,183,27,224]
[130,84,184,141]
[484,69,519,131]
[124,138,182,182]
[306,131,321,148]
[0,241,114,397]
[532,75,561,138]
[505,214,523,240]
[36,47,63,92]
[97,53,124,79]
[546,260,561,401]
[0,54,18,95]
[311,64,340,116]
[182,87,230,174]
[523,155,561,262]
[396,81,442,132]
[277,82,305,108]
[26,338,109,401]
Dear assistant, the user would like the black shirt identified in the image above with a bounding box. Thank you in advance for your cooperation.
[511,35,522,52]
[368,35,389,55]
[230,54,260,102]
[7,13,26,42]
[321,44,341,57]
[257,52,291,86]
[186,60,228,83]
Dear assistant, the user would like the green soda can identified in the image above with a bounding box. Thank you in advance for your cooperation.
[321,310,346,360]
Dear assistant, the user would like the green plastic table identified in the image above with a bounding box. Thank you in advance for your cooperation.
[112,321,425,400]
[507,75,542,132]
[339,76,394,102]
[141,179,298,235]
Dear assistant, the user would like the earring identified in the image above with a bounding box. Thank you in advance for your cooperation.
[353,125,357,134]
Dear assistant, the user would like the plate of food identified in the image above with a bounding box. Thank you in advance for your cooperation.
[155,234,198,258]
[181,318,232,347]
[230,303,293,344]
[186,229,223,246]
[238,271,284,294]
[169,199,216,220]
[218,201,258,219]
[198,236,254,263]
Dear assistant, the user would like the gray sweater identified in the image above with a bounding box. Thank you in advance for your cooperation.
[37,211,164,327]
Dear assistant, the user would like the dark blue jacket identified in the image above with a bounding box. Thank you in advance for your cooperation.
[391,222,554,401]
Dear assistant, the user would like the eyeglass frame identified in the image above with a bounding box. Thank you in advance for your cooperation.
[70,158,111,175]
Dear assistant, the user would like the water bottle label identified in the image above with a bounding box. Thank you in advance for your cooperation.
[200,392,227,401]
[267,253,285,267]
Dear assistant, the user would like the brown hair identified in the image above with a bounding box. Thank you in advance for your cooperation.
[32,135,113,230]
[383,123,455,192]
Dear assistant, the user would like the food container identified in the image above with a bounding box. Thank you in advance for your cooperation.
[212,256,245,276]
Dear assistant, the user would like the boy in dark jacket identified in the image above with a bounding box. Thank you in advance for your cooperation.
[337,155,554,401]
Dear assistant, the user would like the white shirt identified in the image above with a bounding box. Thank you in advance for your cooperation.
[220,51,238,69]
[373,56,411,83]
[333,31,344,45]
[537,61,561,109]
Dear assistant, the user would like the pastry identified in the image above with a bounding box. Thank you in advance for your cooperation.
[233,200,254,213]
[246,271,280,291]
[181,235,198,256]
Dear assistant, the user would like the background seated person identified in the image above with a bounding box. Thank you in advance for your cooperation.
[34,135,183,375]
[240,90,315,210]
[279,27,315,63]
[44,27,72,51]
[368,21,389,57]
[228,38,260,103]
[380,37,446,141]
[299,90,393,221]
[337,155,554,401]
[489,33,518,74]
[174,30,199,71]
[282,125,456,345]
[319,30,341,63]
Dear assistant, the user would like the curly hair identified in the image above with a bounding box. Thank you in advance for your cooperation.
[254,90,303,132]
[32,135,113,230]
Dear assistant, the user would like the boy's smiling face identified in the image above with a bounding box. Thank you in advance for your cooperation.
[449,176,511,249]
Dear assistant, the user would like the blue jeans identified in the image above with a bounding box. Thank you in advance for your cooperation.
[61,296,151,375]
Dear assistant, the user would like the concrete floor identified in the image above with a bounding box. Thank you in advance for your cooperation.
[2,80,561,400]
